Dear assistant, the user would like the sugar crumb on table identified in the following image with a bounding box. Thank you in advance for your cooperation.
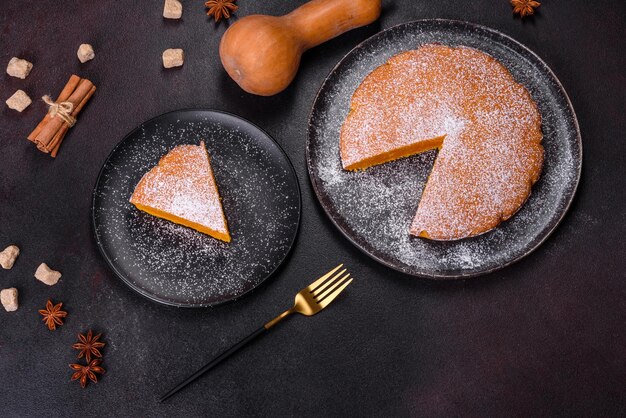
[0,245,20,269]
[163,0,183,19]
[6,57,33,79]
[77,44,95,63]
[6,90,32,112]
[1,288,19,312]
[34,263,62,286]
[162,48,184,68]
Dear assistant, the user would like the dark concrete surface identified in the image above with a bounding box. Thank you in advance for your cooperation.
[0,0,624,416]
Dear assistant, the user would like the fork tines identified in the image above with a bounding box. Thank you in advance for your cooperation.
[308,264,353,306]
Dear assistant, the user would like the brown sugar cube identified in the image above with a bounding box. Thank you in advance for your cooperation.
[6,57,33,79]
[77,44,95,63]
[162,48,184,68]
[1,288,18,312]
[34,263,61,286]
[163,0,183,19]
[0,245,20,269]
[6,90,32,112]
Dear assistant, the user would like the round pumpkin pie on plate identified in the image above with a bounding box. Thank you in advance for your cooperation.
[340,44,544,240]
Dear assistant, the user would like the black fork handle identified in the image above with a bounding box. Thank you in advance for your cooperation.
[159,326,266,402]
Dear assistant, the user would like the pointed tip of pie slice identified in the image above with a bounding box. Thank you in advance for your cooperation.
[129,141,231,243]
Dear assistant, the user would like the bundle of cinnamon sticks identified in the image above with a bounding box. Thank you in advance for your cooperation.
[28,75,96,158]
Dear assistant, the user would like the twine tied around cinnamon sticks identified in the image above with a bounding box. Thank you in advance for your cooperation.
[41,95,76,127]
[28,75,96,158]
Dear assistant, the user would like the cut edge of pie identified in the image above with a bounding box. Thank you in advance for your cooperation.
[130,141,231,243]
[341,134,445,171]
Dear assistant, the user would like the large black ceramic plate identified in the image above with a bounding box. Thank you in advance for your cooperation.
[93,110,301,307]
[307,20,582,279]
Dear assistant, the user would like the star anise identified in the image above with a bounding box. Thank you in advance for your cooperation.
[511,0,540,17]
[205,0,238,22]
[39,300,67,330]
[72,330,105,362]
[70,359,105,388]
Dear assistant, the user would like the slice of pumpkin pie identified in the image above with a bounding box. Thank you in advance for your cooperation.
[130,142,231,242]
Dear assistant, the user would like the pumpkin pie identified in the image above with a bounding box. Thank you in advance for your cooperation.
[340,45,543,240]
[130,142,231,242]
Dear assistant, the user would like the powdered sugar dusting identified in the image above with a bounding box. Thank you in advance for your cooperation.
[130,143,229,236]
[93,111,300,305]
[341,45,543,240]
[307,20,581,277]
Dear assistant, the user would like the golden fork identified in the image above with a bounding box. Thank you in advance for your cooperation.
[160,264,353,402]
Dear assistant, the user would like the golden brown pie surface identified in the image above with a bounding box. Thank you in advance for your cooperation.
[340,44,544,240]
[130,142,231,242]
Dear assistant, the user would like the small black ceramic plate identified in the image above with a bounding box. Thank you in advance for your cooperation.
[92,110,301,307]
[307,20,582,279]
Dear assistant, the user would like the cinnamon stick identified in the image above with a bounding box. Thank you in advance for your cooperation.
[28,74,95,157]
[34,79,93,149]
[27,75,81,142]
[50,84,96,157]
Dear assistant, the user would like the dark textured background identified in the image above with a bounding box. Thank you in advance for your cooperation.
[0,0,624,416]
